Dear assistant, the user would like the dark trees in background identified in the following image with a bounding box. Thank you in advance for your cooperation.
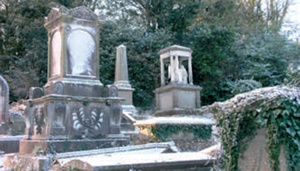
[0,0,299,107]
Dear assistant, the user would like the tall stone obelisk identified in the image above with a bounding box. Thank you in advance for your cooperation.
[114,45,136,115]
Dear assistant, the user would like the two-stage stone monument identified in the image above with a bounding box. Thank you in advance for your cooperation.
[4,6,129,170]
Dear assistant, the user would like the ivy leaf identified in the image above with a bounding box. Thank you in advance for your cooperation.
[293,139,300,149]
[273,109,282,117]
[293,112,300,117]
[286,127,296,137]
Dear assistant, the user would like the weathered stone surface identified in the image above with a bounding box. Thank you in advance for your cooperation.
[0,76,9,125]
[114,44,135,110]
[103,84,119,97]
[61,151,214,171]
[154,84,202,116]
[114,45,131,89]
[0,135,23,153]
[8,110,25,135]
[19,138,129,154]
[9,5,130,156]
[0,75,9,133]
[53,142,214,171]
[238,129,287,171]
[43,5,102,98]
[29,87,44,99]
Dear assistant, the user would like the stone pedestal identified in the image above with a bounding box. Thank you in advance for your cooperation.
[20,93,129,154]
[154,84,202,116]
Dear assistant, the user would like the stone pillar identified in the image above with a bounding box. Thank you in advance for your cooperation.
[0,76,9,133]
[188,58,193,85]
[160,58,165,86]
[114,45,136,114]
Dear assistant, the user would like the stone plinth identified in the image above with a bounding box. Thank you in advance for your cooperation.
[20,94,128,154]
[154,84,202,116]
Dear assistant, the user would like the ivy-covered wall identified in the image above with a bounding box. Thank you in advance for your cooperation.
[211,86,300,170]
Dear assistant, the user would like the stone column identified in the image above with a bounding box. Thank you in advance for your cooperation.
[160,58,165,86]
[188,58,193,84]
[170,56,174,82]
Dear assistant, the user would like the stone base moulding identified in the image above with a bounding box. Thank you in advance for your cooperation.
[19,136,130,154]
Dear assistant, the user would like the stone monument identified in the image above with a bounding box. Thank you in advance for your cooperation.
[114,45,136,112]
[114,44,138,134]
[0,75,9,134]
[154,45,202,116]
[4,7,129,169]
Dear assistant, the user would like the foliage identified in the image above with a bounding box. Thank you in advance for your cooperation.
[211,86,300,170]
[0,0,297,110]
[285,64,300,87]
[151,124,212,141]
[234,31,290,86]
[188,24,237,105]
[99,21,174,107]
[231,79,262,95]
[0,0,49,100]
[198,0,289,32]
[101,0,201,35]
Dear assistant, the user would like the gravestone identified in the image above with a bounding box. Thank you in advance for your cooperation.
[238,129,287,170]
[154,45,202,116]
[4,6,129,170]
[0,76,9,134]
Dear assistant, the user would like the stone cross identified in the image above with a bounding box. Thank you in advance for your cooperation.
[0,76,9,125]
[114,44,131,88]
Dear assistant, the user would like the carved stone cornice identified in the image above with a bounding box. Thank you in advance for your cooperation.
[45,5,98,25]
